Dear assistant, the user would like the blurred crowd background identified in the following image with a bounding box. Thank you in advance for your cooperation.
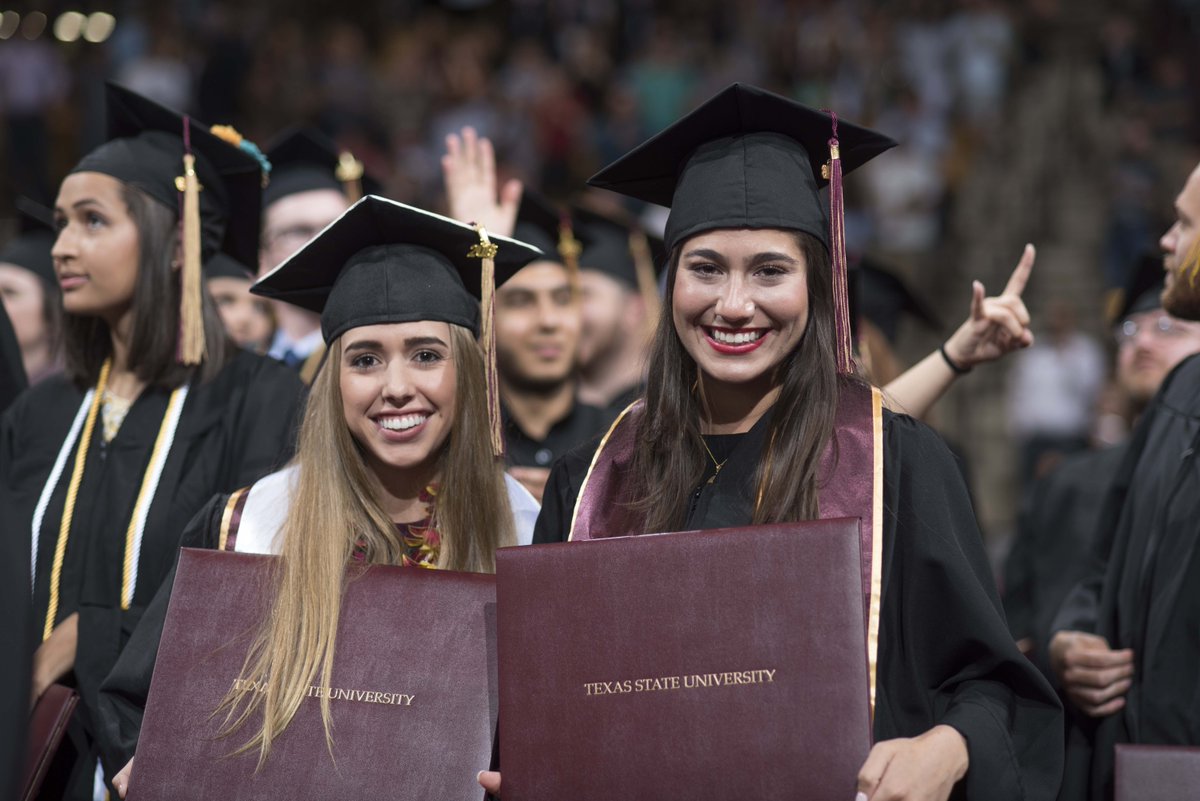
[2,0,1199,561]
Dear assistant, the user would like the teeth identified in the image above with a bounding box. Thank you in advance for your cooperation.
[711,329,764,345]
[379,414,427,431]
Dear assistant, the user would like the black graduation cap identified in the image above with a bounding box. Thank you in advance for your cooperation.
[572,205,666,289]
[0,198,57,286]
[851,258,942,344]
[262,127,382,209]
[587,82,896,254]
[513,191,587,269]
[204,253,255,281]
[1113,253,1165,323]
[70,83,267,269]
[252,195,543,343]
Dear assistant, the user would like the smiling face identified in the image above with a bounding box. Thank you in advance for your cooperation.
[52,171,141,323]
[340,321,457,479]
[1161,164,1200,321]
[671,228,810,389]
[494,260,580,391]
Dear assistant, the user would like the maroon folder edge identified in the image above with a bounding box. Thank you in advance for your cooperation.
[1115,744,1200,801]
[128,549,498,801]
[496,518,872,801]
[22,683,78,801]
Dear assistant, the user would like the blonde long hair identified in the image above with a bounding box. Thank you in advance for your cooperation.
[219,323,515,763]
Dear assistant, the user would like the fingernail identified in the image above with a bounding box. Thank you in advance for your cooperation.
[476,771,484,782]
[856,793,868,801]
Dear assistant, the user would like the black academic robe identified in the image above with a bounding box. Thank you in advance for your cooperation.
[0,350,303,800]
[1003,445,1127,682]
[1052,354,1200,801]
[535,410,1064,801]
[503,400,616,469]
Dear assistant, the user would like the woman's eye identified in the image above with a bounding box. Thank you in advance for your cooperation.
[687,262,721,276]
[85,212,106,229]
[350,354,380,369]
[413,350,443,364]
[756,264,787,278]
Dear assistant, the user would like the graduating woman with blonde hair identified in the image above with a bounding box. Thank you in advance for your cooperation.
[102,195,543,797]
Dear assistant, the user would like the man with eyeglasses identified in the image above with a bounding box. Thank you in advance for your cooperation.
[1004,253,1200,684]
[1049,162,1200,801]
[258,128,378,381]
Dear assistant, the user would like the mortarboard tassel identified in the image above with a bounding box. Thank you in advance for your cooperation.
[822,111,854,375]
[336,151,365,204]
[177,117,206,366]
[628,229,661,335]
[468,225,504,457]
[557,213,582,292]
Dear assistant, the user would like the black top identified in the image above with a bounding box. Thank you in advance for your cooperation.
[1003,444,1127,682]
[587,83,896,253]
[1,350,303,798]
[534,410,1064,800]
[1053,353,1200,801]
[503,400,616,469]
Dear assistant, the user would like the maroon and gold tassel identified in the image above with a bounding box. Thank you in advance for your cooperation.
[336,151,365,204]
[469,224,504,457]
[628,229,661,335]
[822,111,853,375]
[177,118,206,366]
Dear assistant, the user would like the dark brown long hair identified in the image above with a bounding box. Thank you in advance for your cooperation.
[629,229,855,532]
[62,185,232,390]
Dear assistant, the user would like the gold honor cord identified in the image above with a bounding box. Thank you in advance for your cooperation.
[40,359,190,637]
[868,386,884,719]
[42,359,111,640]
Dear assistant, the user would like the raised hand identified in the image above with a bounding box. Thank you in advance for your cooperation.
[441,127,522,238]
[943,244,1036,369]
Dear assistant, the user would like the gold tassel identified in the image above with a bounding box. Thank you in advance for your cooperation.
[179,153,205,365]
[336,151,365,203]
[468,225,504,457]
[557,218,582,295]
[628,229,661,337]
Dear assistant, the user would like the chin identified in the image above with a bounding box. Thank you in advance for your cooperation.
[1163,283,1200,322]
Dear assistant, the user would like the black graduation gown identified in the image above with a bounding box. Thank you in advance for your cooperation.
[503,400,616,469]
[1003,444,1127,682]
[0,350,303,800]
[535,410,1064,801]
[1052,354,1200,801]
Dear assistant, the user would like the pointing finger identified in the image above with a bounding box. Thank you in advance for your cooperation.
[970,281,985,321]
[1003,243,1036,298]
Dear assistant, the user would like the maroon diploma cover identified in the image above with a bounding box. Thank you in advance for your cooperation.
[1115,745,1200,801]
[127,549,498,801]
[22,684,78,801]
[496,519,872,801]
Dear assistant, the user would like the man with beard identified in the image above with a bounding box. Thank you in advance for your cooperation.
[571,205,662,414]
[1006,253,1200,683]
[1050,163,1200,800]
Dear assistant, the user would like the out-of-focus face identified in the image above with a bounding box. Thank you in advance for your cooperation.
[340,321,457,477]
[1160,164,1200,320]
[577,269,632,370]
[494,261,580,391]
[0,265,48,351]
[207,276,274,352]
[259,188,349,274]
[671,228,809,389]
[52,172,140,321]
[1114,308,1200,405]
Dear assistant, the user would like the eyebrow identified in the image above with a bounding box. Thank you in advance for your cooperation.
[54,198,104,215]
[343,335,448,353]
[682,248,800,266]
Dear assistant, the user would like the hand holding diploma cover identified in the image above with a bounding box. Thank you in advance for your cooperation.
[126,549,498,801]
[496,519,872,801]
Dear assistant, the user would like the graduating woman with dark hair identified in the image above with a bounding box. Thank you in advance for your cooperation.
[496,84,1065,800]
[0,85,304,799]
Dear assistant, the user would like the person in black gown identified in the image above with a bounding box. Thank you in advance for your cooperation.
[481,84,1064,800]
[0,84,304,800]
[1050,162,1200,801]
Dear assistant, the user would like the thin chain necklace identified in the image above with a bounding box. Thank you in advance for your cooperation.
[700,436,729,485]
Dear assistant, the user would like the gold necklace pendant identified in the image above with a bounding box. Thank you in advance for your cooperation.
[701,435,728,484]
